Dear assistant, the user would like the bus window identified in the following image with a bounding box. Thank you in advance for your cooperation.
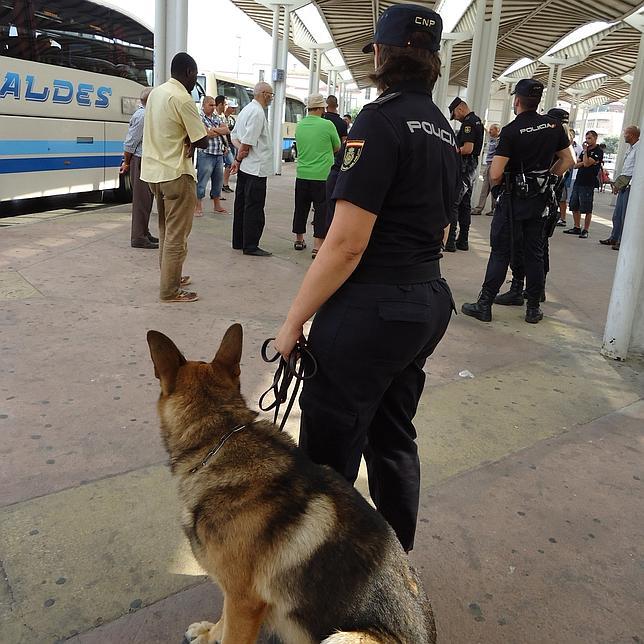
[0,0,153,84]
[288,98,305,123]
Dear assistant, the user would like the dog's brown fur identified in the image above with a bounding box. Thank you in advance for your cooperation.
[147,325,437,644]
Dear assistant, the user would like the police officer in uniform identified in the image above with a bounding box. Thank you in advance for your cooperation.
[274,3,458,553]
[444,97,484,252]
[494,107,572,305]
[461,79,574,324]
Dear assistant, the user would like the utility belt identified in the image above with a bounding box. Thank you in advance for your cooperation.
[349,260,441,284]
[506,170,552,199]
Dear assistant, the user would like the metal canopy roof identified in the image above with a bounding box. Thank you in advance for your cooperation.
[230,0,644,106]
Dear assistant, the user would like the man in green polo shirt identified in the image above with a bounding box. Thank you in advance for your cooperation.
[293,93,341,257]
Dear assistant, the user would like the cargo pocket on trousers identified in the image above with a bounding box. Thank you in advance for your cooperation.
[377,300,432,323]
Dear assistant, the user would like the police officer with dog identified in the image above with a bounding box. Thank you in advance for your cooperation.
[494,107,572,306]
[444,96,484,252]
[461,79,574,324]
[274,3,458,553]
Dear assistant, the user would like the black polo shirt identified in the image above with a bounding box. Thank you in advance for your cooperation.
[457,111,484,157]
[324,112,348,164]
[496,111,570,174]
[574,146,604,187]
[332,81,459,283]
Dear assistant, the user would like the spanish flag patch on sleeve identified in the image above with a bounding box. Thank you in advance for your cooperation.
[341,140,365,171]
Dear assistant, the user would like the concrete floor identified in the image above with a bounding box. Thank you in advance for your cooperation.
[0,164,642,644]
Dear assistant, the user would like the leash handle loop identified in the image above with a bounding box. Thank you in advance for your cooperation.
[258,337,318,431]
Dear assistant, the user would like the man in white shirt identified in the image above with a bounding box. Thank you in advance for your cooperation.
[599,125,640,250]
[141,52,208,302]
[230,82,274,256]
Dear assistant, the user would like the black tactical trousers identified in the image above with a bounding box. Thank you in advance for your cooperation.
[448,159,478,239]
[292,178,327,239]
[298,279,454,552]
[232,170,266,251]
[510,233,550,284]
[482,197,545,304]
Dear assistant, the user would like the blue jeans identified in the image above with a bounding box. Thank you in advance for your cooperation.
[196,151,224,199]
[610,187,630,242]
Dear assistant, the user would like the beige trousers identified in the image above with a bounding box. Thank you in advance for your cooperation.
[149,174,196,300]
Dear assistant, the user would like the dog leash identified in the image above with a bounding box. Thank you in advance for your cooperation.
[259,338,318,431]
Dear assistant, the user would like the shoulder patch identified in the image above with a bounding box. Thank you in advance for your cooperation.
[341,140,365,171]
[464,126,472,133]
[363,91,402,110]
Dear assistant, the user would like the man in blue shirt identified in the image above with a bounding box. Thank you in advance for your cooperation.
[120,87,157,249]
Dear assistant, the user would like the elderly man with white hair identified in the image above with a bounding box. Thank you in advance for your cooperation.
[230,82,274,256]
[120,86,157,248]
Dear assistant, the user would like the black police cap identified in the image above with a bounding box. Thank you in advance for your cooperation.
[362,3,442,54]
[511,78,544,98]
[547,107,569,124]
[448,96,464,118]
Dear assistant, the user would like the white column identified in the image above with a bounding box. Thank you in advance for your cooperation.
[272,5,290,175]
[476,0,502,119]
[312,49,322,93]
[307,49,316,95]
[435,39,453,113]
[601,111,644,359]
[615,30,644,175]
[544,64,556,110]
[268,4,281,146]
[174,0,188,54]
[154,0,167,85]
[465,0,486,108]
[500,83,513,126]
[551,64,563,107]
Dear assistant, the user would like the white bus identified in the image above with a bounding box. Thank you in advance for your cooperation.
[194,72,306,161]
[0,0,153,203]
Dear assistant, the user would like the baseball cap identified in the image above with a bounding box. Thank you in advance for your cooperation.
[362,3,442,54]
[547,107,569,124]
[511,78,544,98]
[448,96,464,118]
[306,93,326,110]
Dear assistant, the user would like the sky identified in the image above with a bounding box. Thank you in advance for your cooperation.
[106,0,311,96]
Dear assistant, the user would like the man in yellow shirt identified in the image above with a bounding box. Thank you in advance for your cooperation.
[141,52,208,303]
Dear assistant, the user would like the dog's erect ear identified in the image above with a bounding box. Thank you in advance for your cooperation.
[147,330,187,396]
[213,323,243,379]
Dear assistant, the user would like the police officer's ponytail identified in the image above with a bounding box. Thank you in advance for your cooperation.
[369,32,441,93]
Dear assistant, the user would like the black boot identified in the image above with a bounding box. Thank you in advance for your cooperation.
[495,279,524,305]
[444,224,457,252]
[462,290,493,322]
[525,302,543,324]
[455,230,469,251]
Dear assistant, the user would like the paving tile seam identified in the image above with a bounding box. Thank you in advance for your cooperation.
[0,460,168,512]
[71,579,211,641]
[425,398,643,492]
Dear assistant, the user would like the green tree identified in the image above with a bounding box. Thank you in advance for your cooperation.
[602,135,619,155]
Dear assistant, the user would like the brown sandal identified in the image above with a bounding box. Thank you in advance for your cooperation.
[162,290,199,303]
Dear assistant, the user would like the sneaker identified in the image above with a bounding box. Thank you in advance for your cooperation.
[612,241,620,250]
[599,237,615,245]
[222,185,234,193]
[161,290,199,303]
[563,227,581,235]
[579,229,589,239]
[555,219,566,227]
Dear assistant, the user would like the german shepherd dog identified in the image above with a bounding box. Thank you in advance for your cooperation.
[147,325,437,644]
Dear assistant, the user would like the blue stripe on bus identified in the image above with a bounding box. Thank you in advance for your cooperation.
[0,155,122,174]
[0,140,124,155]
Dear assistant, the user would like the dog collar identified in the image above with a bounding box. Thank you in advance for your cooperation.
[189,422,254,473]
